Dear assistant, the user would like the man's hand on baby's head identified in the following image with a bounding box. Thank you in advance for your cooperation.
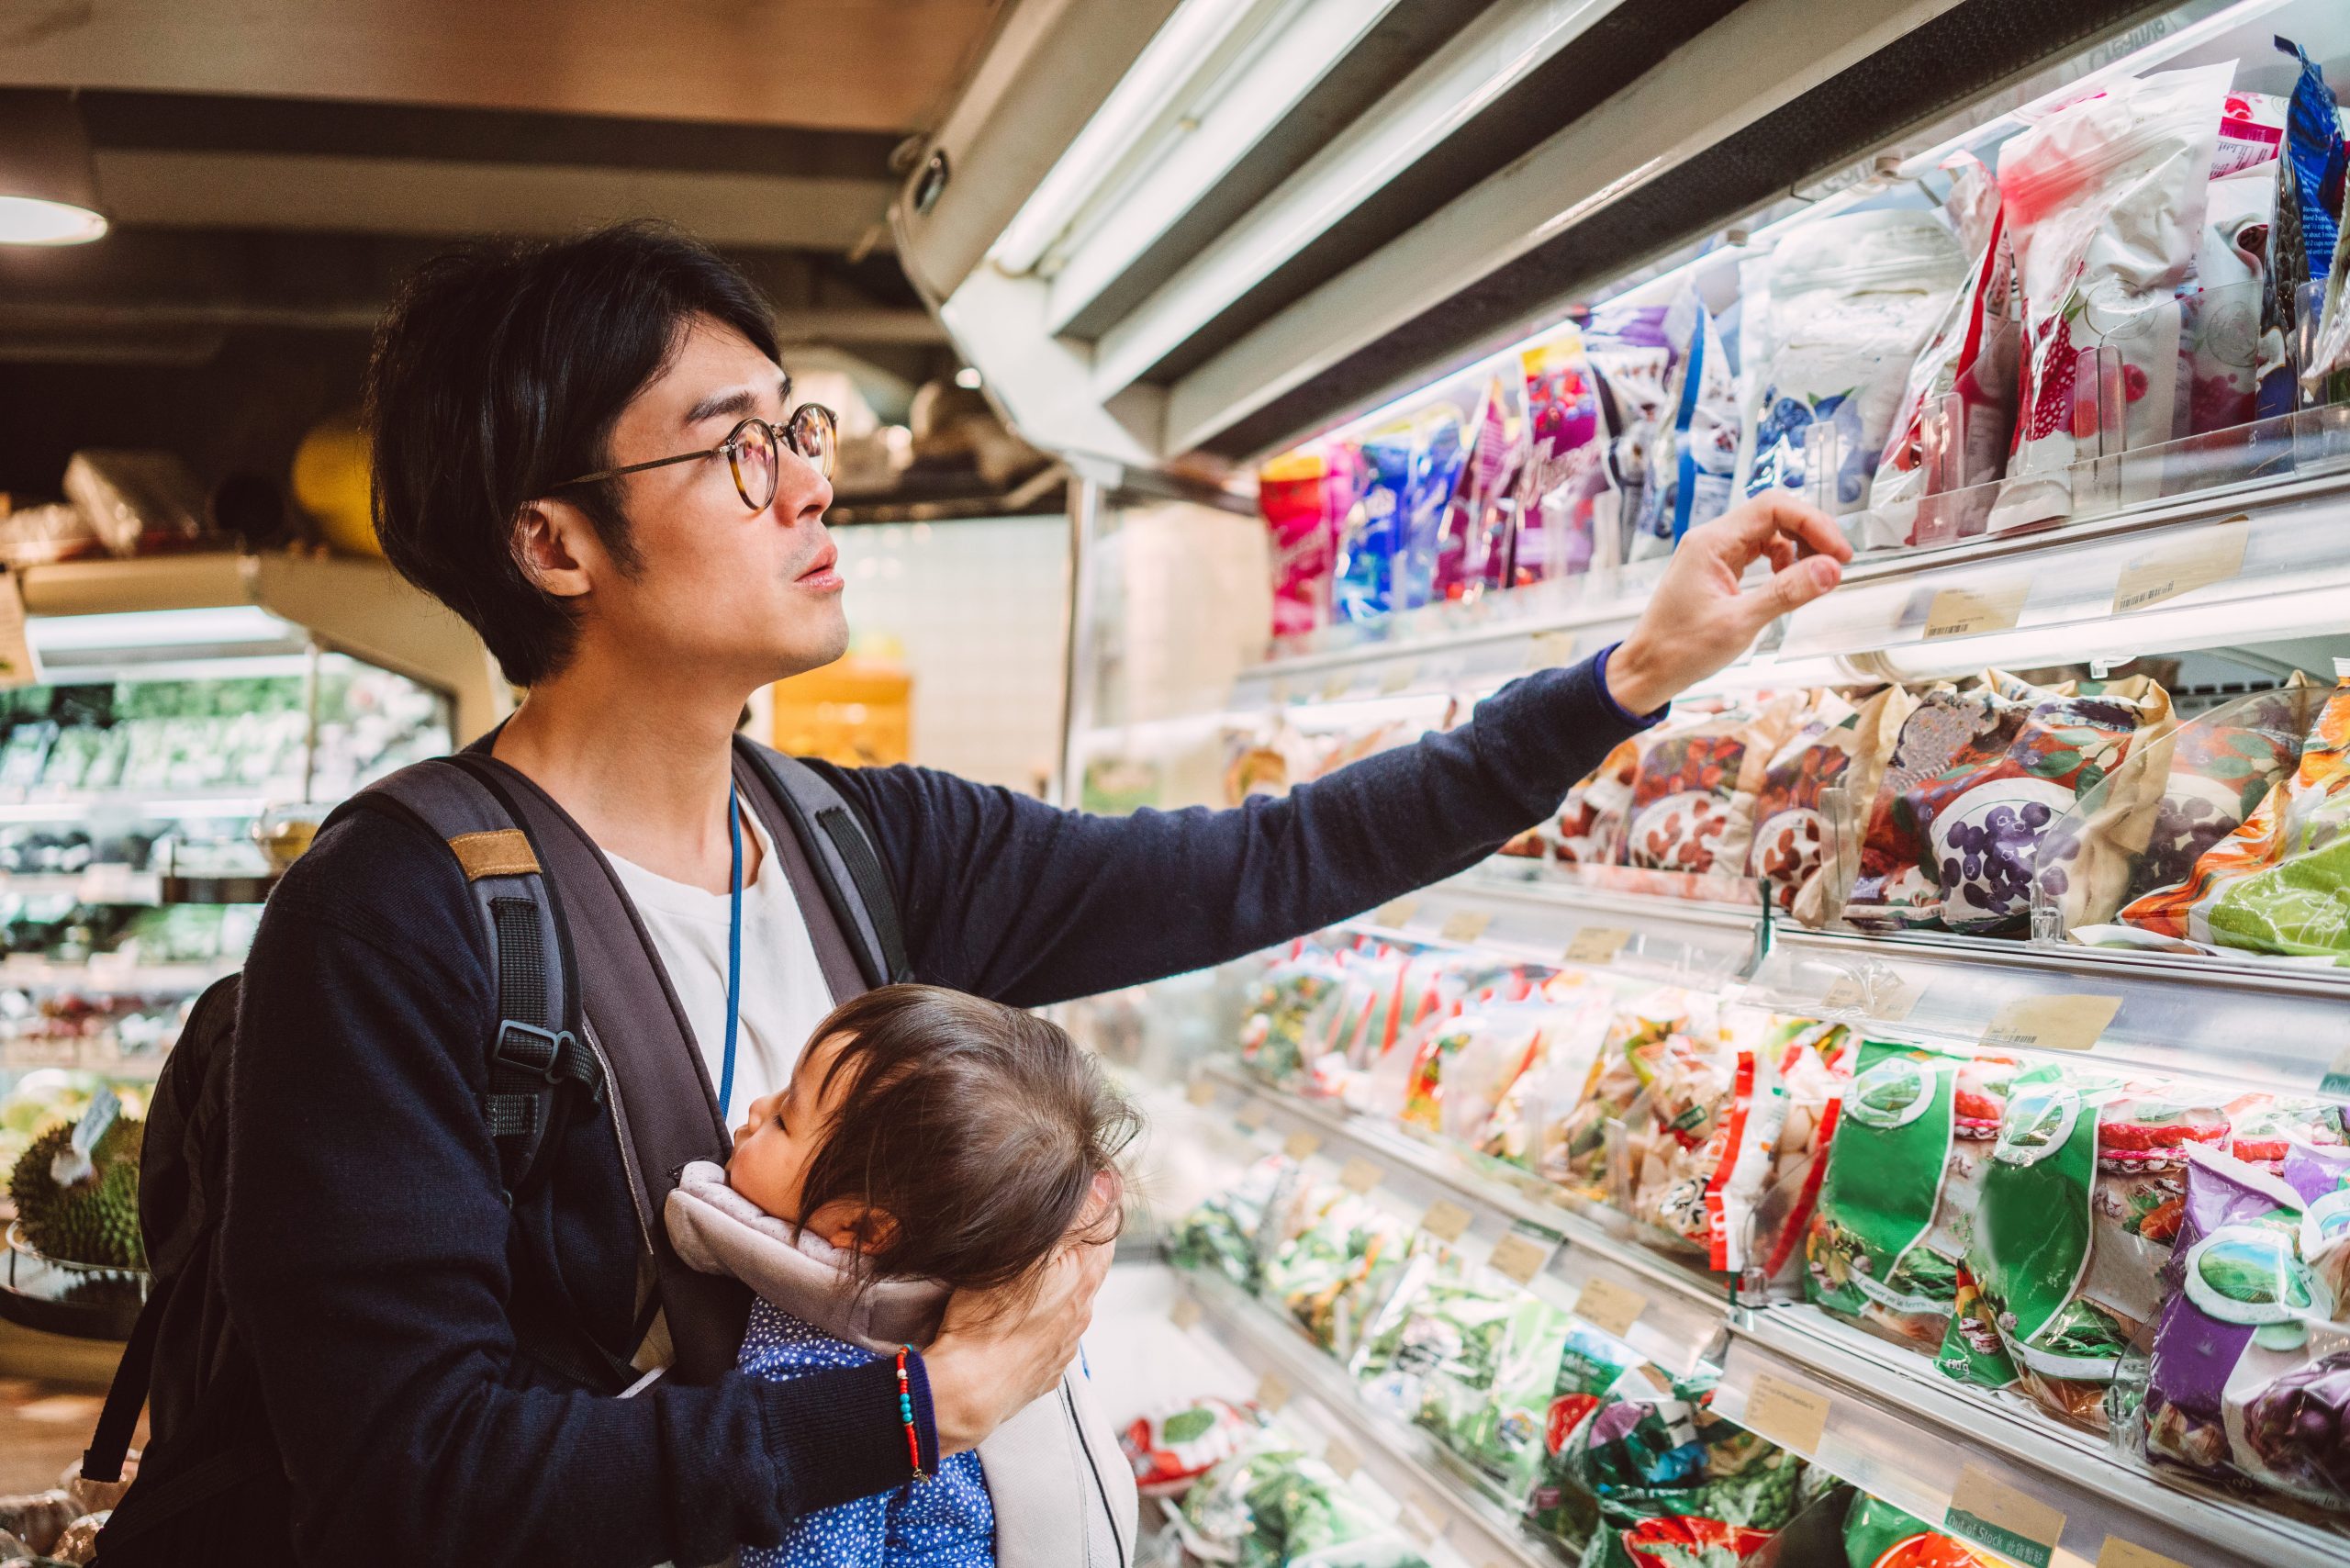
[925,1231,1114,1455]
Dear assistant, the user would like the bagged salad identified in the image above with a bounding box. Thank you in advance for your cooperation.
[1550,989,1724,1203]
[1841,1494,1998,1567]
[1807,1042,2017,1351]
[1175,1427,1431,1567]
[1171,1155,1302,1291]
[1263,1182,1416,1360]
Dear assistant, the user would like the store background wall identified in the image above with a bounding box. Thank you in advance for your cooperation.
[830,517,1070,795]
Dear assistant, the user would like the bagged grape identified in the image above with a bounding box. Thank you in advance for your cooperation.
[1948,1065,2231,1429]
[1749,686,1918,923]
[1121,1396,1265,1496]
[1844,671,2172,935]
[1807,1042,2016,1352]
[1869,151,2021,546]
[1989,64,2231,531]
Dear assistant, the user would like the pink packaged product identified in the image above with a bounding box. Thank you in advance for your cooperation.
[1867,151,2020,545]
[1259,448,1359,638]
[1988,63,2232,532]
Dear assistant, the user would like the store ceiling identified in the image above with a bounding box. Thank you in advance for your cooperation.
[0,0,1008,497]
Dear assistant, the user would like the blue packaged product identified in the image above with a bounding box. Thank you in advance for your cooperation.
[1394,414,1470,611]
[1335,433,1410,622]
[2278,35,2346,290]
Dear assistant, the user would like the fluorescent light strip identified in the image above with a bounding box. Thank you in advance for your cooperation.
[28,606,297,653]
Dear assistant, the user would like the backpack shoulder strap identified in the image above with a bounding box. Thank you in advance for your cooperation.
[733,739,912,988]
[333,759,605,1199]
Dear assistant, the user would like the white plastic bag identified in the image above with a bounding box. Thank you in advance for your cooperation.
[1631,282,1740,559]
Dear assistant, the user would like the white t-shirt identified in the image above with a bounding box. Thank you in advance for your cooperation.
[603,806,835,1123]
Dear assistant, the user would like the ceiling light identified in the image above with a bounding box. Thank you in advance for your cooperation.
[954,366,983,389]
[0,91,107,247]
[29,606,300,655]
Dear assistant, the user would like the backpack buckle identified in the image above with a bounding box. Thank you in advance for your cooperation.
[494,1020,577,1083]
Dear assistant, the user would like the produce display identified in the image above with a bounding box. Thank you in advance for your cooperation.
[6,1105,143,1269]
[1254,39,2350,635]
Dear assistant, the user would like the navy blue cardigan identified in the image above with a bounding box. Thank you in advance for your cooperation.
[218,654,1651,1566]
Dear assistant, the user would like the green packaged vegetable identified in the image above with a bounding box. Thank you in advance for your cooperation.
[1262,1185,1413,1360]
[1457,1295,1574,1492]
[1841,1493,1998,1566]
[1175,1428,1431,1567]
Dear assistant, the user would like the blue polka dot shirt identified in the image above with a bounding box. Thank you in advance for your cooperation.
[739,1299,995,1567]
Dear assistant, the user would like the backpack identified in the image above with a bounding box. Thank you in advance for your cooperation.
[87,737,911,1563]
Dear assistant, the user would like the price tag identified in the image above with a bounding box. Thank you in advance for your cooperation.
[2112,517,2248,614]
[1738,1370,1831,1454]
[1922,583,2027,640]
[1375,898,1419,930]
[1235,1100,1270,1132]
[1943,1463,2065,1568]
[1419,1199,1473,1243]
[1338,1157,1384,1193]
[1282,1129,1323,1161]
[1379,660,1419,696]
[1563,926,1630,966]
[2319,1044,2350,1099]
[1819,973,1919,1022]
[1169,1295,1203,1330]
[1527,630,1579,669]
[1487,1230,1555,1285]
[1323,1436,1360,1481]
[1255,1371,1291,1412]
[1979,993,2121,1054]
[1321,671,1356,702]
[1572,1276,1648,1338]
[1398,1495,1442,1546]
[1439,909,1493,944]
[1186,1077,1217,1106]
[2096,1538,2188,1568]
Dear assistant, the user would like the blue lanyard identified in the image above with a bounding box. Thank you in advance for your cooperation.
[715,779,744,1122]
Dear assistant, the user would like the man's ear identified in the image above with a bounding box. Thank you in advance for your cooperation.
[513,499,595,600]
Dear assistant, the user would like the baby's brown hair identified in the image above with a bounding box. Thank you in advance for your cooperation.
[794,983,1137,1300]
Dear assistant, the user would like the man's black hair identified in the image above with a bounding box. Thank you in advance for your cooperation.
[364,220,780,687]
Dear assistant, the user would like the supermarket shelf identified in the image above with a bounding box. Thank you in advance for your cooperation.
[1192,1058,1729,1376]
[1176,1264,1563,1568]
[1347,868,1763,991]
[1715,1303,2350,1568]
[0,868,162,904]
[0,954,230,994]
[1748,926,2350,1099]
[0,788,270,823]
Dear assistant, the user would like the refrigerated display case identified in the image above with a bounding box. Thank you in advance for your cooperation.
[903,2,2350,1564]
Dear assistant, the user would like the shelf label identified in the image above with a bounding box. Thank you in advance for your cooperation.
[1486,1230,1555,1285]
[1922,583,2028,640]
[1282,1130,1323,1162]
[1563,926,1630,966]
[1320,672,1355,702]
[1738,1370,1831,1454]
[2096,1538,2188,1568]
[2112,518,2248,614]
[1439,910,1493,944]
[1398,1494,1443,1546]
[1572,1276,1648,1338]
[1376,898,1419,930]
[1323,1436,1360,1481]
[1185,1077,1217,1107]
[1943,1463,2064,1568]
[1528,630,1579,670]
[1338,1157,1385,1194]
[1169,1295,1203,1330]
[1255,1371,1291,1413]
[1379,660,1419,696]
[1979,993,2121,1054]
[2317,1043,2350,1099]
[1819,972,1919,1022]
[1419,1199,1473,1243]
[1235,1100,1270,1132]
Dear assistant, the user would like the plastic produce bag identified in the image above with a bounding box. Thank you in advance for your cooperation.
[1460,1298,1575,1493]
[1869,151,2020,545]
[1947,1066,2230,1428]
[1475,983,1618,1174]
[1359,1248,1522,1439]
[1175,1428,1432,1567]
[1841,1494,1998,1566]
[1844,671,2172,935]
[1807,1042,2016,1352]
[1708,1020,1850,1281]
[1622,696,1807,879]
[1988,64,2231,531]
[1749,687,1919,924]
[1238,946,1352,1090]
[1398,999,1547,1140]
[1551,736,1642,865]
[1739,208,1966,534]
[1621,1028,1743,1252]
[1264,1184,1415,1361]
[1551,990,1723,1202]
[1122,1396,1265,1495]
[1170,1156,1300,1291]
[1631,282,1740,558]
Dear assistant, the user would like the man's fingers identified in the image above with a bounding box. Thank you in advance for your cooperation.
[1753,554,1843,621]
[1762,536,1796,576]
[1727,493,1852,564]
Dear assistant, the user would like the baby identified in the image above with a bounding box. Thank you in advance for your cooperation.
[665,983,1140,1568]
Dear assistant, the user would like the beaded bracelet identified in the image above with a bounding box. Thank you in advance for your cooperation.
[896,1345,925,1481]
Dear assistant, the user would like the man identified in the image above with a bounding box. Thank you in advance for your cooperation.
[118,223,1846,1567]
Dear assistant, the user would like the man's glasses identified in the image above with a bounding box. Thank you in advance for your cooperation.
[554,406,838,511]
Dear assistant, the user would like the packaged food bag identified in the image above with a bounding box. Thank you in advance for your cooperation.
[1551,736,1642,865]
[1395,410,1472,611]
[1550,990,1723,1202]
[1453,1295,1575,1491]
[1237,946,1351,1090]
[1259,449,1352,638]
[1521,331,1606,581]
[1622,695,1807,879]
[2040,675,2319,938]
[1174,1427,1431,1568]
[1475,983,1618,1175]
[1334,431,1410,622]
[1841,1494,1999,1567]
[1565,305,1674,574]
[1122,1395,1265,1495]
[1988,65,2232,531]
[1707,1019,1851,1282]
[1951,1066,2231,1428]
[1358,1246,1521,1439]
[1844,671,2172,935]
[1631,282,1740,558]
[1539,1361,1807,1568]
[1869,152,2021,545]
[1750,687,1919,923]
[1263,1184,1415,1360]
[1398,998,1550,1141]
[2104,675,2350,959]
[1621,1028,1742,1253]
[1807,1043,2016,1350]
[1738,208,1967,533]
[1170,1155,1302,1291]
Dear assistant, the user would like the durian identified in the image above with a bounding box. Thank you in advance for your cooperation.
[7,1118,143,1270]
